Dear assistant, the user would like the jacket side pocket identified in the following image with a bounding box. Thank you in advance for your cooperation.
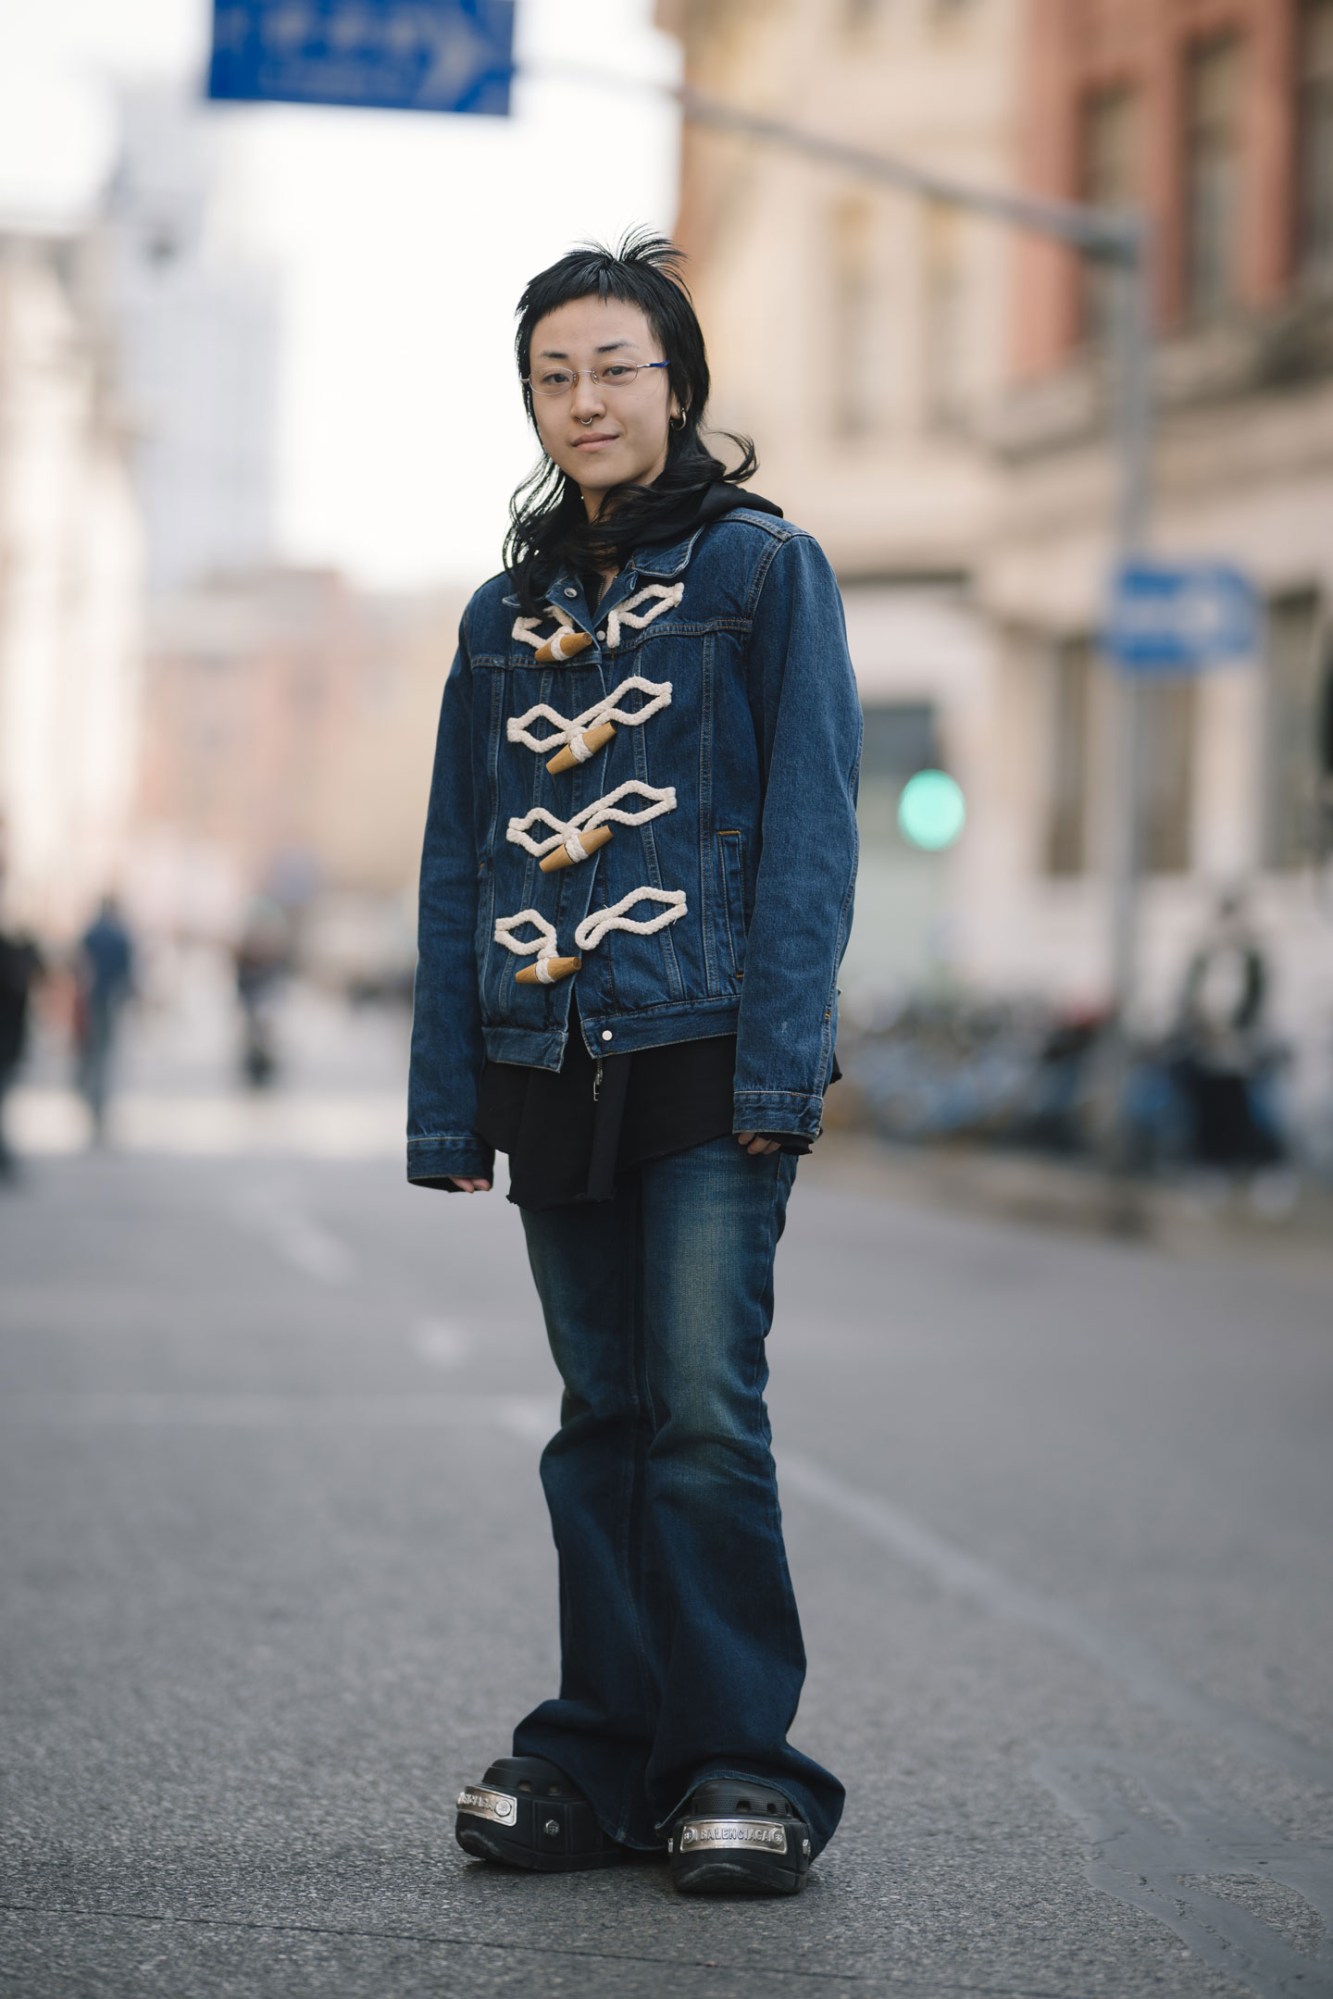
[717,829,747,983]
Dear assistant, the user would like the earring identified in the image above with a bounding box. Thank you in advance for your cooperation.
[671,411,687,431]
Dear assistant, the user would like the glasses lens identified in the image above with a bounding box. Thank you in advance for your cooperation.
[596,363,643,390]
[531,368,577,396]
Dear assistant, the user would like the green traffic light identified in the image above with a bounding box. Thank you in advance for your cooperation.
[898,769,966,851]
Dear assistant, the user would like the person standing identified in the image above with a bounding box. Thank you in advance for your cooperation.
[0,921,42,1183]
[76,895,136,1143]
[408,234,861,1895]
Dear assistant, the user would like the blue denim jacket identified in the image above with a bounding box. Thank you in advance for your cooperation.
[407,509,862,1184]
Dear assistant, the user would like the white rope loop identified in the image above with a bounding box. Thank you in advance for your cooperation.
[602,581,683,650]
[506,675,673,758]
[574,888,688,954]
[493,910,557,960]
[506,781,678,860]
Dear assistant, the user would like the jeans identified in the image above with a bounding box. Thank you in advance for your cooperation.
[513,1136,845,1855]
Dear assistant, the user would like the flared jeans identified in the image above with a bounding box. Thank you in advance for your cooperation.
[512,1136,844,1854]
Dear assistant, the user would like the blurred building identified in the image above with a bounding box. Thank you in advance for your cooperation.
[990,0,1333,1054]
[0,231,145,937]
[658,0,1333,1095]
[134,568,464,978]
[100,88,278,595]
[656,0,1024,996]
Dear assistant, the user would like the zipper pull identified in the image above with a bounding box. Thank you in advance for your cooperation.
[593,1057,603,1103]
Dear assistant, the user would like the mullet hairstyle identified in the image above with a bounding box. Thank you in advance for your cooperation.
[504,230,757,614]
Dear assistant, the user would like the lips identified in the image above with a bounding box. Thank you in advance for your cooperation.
[573,433,618,448]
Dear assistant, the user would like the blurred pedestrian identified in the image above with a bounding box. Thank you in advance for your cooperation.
[75,895,135,1143]
[409,233,860,1895]
[233,898,290,1089]
[1172,888,1293,1210]
[0,923,43,1184]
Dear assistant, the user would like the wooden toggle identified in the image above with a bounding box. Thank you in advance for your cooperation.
[546,720,616,775]
[539,824,613,874]
[534,629,594,664]
[515,954,582,986]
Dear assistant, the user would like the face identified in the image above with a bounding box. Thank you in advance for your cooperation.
[526,296,680,519]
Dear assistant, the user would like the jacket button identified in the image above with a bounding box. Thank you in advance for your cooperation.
[601,1030,613,1042]
[595,629,606,641]
[563,586,578,599]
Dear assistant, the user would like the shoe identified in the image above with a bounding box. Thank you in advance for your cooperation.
[455,1756,627,1872]
[667,1778,812,1895]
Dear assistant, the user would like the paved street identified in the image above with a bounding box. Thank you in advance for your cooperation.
[2,995,1332,1998]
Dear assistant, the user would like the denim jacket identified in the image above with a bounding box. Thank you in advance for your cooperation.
[407,509,862,1184]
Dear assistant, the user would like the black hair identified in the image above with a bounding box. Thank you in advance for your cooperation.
[503,229,757,613]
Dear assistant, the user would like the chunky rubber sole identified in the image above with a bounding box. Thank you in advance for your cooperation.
[667,1779,812,1897]
[454,1756,627,1873]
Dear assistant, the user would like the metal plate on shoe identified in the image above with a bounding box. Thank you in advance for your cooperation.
[457,1785,518,1827]
[679,1817,788,1853]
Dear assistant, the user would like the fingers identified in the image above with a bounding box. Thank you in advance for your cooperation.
[735,1133,781,1156]
[446,1177,493,1192]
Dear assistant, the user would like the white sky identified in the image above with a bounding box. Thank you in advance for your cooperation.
[0,1,682,588]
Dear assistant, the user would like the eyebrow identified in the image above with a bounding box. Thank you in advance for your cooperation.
[536,339,642,359]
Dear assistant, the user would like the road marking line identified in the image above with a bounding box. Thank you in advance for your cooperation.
[780,1452,1333,1791]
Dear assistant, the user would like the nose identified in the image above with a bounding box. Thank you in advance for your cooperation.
[569,371,606,424]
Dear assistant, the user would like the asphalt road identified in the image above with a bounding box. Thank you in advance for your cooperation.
[2,1046,1332,1996]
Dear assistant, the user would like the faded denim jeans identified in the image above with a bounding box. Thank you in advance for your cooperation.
[512,1136,845,1855]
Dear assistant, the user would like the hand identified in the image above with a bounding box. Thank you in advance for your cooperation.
[736,1132,781,1156]
[446,1177,492,1193]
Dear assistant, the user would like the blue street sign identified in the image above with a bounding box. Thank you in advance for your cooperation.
[207,1,516,117]
[1105,560,1260,673]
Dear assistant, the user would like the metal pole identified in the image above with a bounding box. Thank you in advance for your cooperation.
[1105,226,1154,1209]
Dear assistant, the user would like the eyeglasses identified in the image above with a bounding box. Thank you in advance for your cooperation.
[524,360,671,399]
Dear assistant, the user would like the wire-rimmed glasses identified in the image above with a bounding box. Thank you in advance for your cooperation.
[524,360,671,398]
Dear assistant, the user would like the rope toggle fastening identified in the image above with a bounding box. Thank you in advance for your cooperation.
[507,675,672,776]
[507,780,677,874]
[493,889,688,986]
[493,910,582,986]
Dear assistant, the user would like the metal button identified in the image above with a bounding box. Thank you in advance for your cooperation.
[595,629,605,641]
[544,1818,561,1837]
[601,1030,613,1042]
[563,586,578,599]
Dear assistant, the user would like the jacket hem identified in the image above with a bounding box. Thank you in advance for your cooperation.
[483,998,742,1070]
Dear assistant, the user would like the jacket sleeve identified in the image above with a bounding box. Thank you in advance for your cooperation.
[406,612,496,1187]
[733,534,862,1141]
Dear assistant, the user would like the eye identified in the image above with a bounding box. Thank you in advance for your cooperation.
[600,364,637,383]
[537,368,575,392]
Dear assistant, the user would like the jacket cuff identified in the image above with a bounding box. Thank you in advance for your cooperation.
[407,1132,496,1185]
[733,1089,824,1140]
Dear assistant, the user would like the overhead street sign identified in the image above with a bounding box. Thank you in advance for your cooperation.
[207,1,516,117]
[1105,560,1260,673]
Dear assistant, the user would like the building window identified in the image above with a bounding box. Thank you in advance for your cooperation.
[923,204,967,429]
[1298,0,1333,284]
[1045,636,1094,877]
[1081,86,1139,345]
[1183,35,1244,324]
[831,199,878,438]
[1264,590,1323,868]
[1140,680,1196,873]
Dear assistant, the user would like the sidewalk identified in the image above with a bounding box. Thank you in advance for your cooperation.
[808,1129,1333,1281]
